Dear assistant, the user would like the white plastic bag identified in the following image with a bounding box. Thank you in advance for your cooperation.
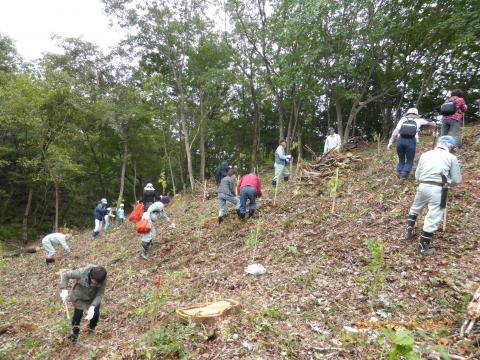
[244,263,266,275]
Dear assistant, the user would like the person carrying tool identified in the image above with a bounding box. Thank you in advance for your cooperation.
[324,127,342,153]
[139,197,175,260]
[236,172,262,219]
[405,136,462,256]
[42,232,72,264]
[92,198,108,240]
[272,139,292,187]
[387,108,435,184]
[60,265,107,344]
[217,168,240,224]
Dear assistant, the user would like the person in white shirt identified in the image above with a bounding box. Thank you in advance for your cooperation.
[405,136,461,256]
[42,232,72,264]
[324,127,341,153]
[272,139,292,187]
[387,107,435,184]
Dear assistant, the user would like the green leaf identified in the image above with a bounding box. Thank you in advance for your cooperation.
[394,329,415,347]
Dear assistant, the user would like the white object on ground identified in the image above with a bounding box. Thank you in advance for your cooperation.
[169,223,176,229]
[244,263,266,275]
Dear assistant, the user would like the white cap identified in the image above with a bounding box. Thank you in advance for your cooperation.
[406,107,419,116]
[144,183,155,191]
[120,203,124,207]
[101,198,107,204]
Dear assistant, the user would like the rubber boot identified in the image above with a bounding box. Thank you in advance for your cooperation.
[218,216,224,224]
[92,231,99,240]
[46,257,55,265]
[397,172,408,185]
[248,209,255,218]
[417,231,434,256]
[71,326,80,344]
[405,214,417,240]
[284,175,289,183]
[272,179,277,187]
[140,242,149,260]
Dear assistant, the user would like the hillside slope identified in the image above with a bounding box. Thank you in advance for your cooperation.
[1,124,480,359]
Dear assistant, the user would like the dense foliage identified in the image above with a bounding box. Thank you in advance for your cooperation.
[1,0,479,243]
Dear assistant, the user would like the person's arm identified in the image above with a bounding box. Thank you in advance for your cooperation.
[91,282,106,307]
[60,268,83,289]
[256,177,262,198]
[227,178,235,196]
[236,177,242,195]
[276,147,287,160]
[415,157,423,182]
[324,138,328,153]
[59,235,70,253]
[459,98,467,112]
[388,120,402,145]
[450,157,462,185]
[335,134,341,149]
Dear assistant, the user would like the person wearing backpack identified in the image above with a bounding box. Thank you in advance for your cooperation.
[387,108,433,185]
[214,154,229,186]
[140,183,158,212]
[440,89,467,147]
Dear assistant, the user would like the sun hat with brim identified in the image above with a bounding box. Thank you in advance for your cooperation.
[406,107,419,116]
[144,183,155,191]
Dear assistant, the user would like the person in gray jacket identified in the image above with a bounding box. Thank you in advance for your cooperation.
[272,139,292,187]
[405,136,461,256]
[42,232,72,264]
[217,168,240,224]
[60,265,107,343]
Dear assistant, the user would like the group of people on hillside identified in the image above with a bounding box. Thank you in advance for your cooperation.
[40,89,468,345]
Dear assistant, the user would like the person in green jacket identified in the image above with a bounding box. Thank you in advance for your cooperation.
[60,265,107,343]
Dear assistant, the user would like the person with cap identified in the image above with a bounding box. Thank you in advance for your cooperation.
[440,89,467,147]
[387,107,434,184]
[140,183,158,212]
[42,232,72,264]
[92,198,108,240]
[104,207,115,231]
[139,196,175,260]
[214,154,230,186]
[272,139,292,187]
[217,168,240,224]
[60,264,107,343]
[405,135,461,256]
[116,203,125,227]
[236,172,262,219]
[324,127,342,153]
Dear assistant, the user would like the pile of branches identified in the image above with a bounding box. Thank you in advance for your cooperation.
[299,152,364,180]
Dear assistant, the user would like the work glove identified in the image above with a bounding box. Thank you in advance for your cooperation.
[286,155,292,160]
[85,306,95,321]
[387,143,392,150]
[60,289,68,303]
[169,223,176,229]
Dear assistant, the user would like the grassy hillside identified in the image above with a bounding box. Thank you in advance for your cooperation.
[1,124,480,359]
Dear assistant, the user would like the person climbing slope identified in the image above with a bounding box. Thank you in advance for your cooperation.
[140,183,158,212]
[214,154,230,186]
[217,168,240,224]
[92,198,108,240]
[60,265,107,344]
[272,139,292,187]
[405,136,462,256]
[42,232,72,264]
[139,197,175,260]
[236,172,262,219]
[440,89,467,147]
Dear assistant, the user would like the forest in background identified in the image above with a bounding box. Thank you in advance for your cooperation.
[0,0,479,244]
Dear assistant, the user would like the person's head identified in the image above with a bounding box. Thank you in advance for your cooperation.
[279,139,287,148]
[159,195,170,207]
[101,198,107,205]
[451,89,464,98]
[406,107,419,116]
[144,183,155,191]
[437,135,456,152]
[328,127,335,135]
[90,266,107,285]
[228,168,237,178]
[223,154,229,161]
[119,203,124,208]
[64,233,72,241]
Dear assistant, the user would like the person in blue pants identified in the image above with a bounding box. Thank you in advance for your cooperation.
[236,173,263,219]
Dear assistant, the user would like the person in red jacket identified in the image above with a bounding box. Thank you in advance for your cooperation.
[441,89,467,147]
[236,173,262,219]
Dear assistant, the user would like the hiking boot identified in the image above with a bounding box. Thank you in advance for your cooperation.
[87,327,95,335]
[284,175,289,183]
[272,179,277,187]
[46,257,56,265]
[218,216,224,224]
[405,214,417,240]
[396,172,409,185]
[417,231,434,256]
[236,209,242,219]
[140,247,148,260]
[248,209,255,218]
[70,333,78,344]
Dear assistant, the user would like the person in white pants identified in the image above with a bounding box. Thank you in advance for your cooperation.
[42,232,72,264]
[405,136,461,256]
[272,139,292,187]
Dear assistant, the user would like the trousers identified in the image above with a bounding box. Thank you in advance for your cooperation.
[408,184,443,233]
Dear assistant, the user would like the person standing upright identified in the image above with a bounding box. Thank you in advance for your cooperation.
[272,139,292,187]
[116,203,125,227]
[217,168,240,224]
[140,183,157,212]
[387,108,434,184]
[214,154,230,186]
[324,127,342,154]
[440,89,467,147]
[92,198,108,240]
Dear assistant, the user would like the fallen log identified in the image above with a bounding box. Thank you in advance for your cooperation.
[3,246,40,258]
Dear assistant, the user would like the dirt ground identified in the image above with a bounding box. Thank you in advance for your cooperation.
[1,124,480,359]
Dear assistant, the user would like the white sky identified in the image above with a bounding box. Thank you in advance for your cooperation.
[0,0,123,61]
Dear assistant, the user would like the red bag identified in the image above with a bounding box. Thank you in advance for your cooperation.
[136,218,151,234]
[128,202,144,223]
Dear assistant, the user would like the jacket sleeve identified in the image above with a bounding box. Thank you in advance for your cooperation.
[415,156,424,182]
[228,178,235,195]
[335,134,341,149]
[59,235,70,252]
[256,178,262,198]
[450,157,462,185]
[236,177,242,194]
[91,282,106,307]
[459,98,467,112]
[60,268,83,289]
[389,119,403,144]
[276,147,287,160]
[323,139,328,153]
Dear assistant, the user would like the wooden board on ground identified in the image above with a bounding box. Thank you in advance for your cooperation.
[176,299,241,322]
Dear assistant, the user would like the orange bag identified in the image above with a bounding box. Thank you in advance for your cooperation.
[136,218,151,234]
[128,202,144,223]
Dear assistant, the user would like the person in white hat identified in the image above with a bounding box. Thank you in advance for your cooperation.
[92,198,108,240]
[140,183,157,212]
[116,203,125,227]
[387,107,435,184]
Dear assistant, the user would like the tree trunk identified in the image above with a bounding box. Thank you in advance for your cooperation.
[199,116,206,183]
[179,99,194,191]
[133,158,137,202]
[249,74,260,171]
[298,131,303,162]
[22,187,33,244]
[335,90,344,142]
[54,181,59,232]
[117,139,128,206]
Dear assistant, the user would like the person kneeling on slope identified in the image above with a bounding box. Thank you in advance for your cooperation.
[42,232,72,264]
[236,172,262,219]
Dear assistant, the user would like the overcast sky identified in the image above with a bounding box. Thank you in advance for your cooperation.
[0,0,123,61]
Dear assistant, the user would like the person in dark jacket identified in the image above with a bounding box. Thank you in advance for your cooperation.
[215,154,229,185]
[441,89,467,147]
[236,173,262,219]
[60,265,107,343]
[217,168,240,224]
[140,183,157,212]
[92,198,108,240]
